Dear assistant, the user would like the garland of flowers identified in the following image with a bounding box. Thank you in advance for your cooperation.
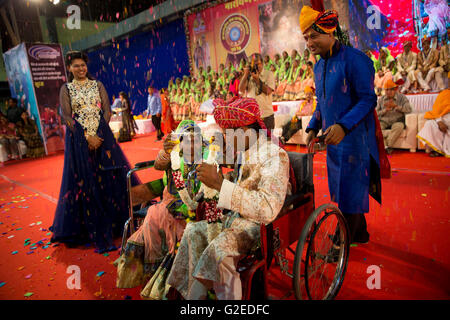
[170,144,199,214]
[198,138,223,223]
[170,136,224,224]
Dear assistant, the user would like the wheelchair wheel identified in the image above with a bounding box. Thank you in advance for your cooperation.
[293,204,350,300]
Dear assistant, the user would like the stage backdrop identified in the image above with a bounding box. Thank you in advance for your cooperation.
[185,0,349,75]
[87,18,190,116]
[3,43,66,155]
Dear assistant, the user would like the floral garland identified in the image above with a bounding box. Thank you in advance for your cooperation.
[170,144,199,215]
[169,136,224,225]
[198,140,223,224]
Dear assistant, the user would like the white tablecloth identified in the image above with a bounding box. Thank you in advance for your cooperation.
[135,119,155,134]
[404,93,438,113]
[109,119,155,135]
[272,100,304,115]
[273,94,438,115]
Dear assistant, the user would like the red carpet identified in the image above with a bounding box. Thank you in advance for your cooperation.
[0,132,449,300]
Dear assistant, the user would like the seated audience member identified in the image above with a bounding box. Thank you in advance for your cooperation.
[280,86,317,144]
[297,61,315,100]
[229,71,240,97]
[274,60,291,101]
[273,53,282,70]
[281,50,290,69]
[263,55,273,70]
[167,79,175,92]
[290,49,300,63]
[16,112,44,158]
[6,98,26,125]
[394,41,418,94]
[0,114,20,160]
[115,121,207,298]
[301,48,316,66]
[417,83,450,157]
[166,98,290,300]
[365,50,377,67]
[376,79,412,154]
[374,47,395,95]
[283,59,302,101]
[181,88,192,121]
[438,31,449,79]
[415,36,445,92]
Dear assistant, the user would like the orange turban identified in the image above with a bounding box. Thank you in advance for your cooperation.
[299,6,339,34]
[304,86,315,94]
[383,79,399,90]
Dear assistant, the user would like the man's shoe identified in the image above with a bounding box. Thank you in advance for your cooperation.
[352,230,370,244]
[430,151,443,157]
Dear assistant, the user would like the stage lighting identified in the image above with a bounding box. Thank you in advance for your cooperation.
[50,0,60,4]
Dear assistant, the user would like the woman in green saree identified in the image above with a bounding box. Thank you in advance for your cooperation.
[115,120,208,299]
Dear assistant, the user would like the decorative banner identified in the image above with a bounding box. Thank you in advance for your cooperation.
[3,43,66,155]
[186,0,265,75]
[26,43,66,154]
[185,0,350,74]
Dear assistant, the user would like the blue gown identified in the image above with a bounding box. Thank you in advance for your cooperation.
[307,43,381,214]
[50,81,139,253]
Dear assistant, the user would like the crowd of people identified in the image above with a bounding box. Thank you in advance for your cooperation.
[163,26,449,124]
[0,98,45,163]
[369,32,449,95]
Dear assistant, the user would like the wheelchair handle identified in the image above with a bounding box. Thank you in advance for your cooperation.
[134,160,155,169]
[307,134,327,154]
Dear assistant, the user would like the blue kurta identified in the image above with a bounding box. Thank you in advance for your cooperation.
[307,43,380,214]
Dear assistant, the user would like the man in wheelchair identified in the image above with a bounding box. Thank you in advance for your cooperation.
[166,98,290,300]
[115,120,208,299]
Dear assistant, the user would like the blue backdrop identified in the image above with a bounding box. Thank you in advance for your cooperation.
[87,18,190,115]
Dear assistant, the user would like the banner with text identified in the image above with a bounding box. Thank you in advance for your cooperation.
[26,43,66,154]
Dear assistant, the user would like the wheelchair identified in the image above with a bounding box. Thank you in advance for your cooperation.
[121,138,350,300]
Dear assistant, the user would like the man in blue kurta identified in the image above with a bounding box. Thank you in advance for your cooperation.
[301,6,382,245]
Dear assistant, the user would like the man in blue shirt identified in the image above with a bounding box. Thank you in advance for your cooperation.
[301,6,383,251]
[147,86,163,141]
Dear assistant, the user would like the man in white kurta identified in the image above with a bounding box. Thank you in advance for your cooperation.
[394,41,417,93]
[166,99,290,300]
[417,88,450,157]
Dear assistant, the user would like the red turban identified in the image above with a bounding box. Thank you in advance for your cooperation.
[213,97,267,130]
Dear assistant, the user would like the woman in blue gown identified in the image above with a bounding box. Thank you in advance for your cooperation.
[50,51,139,253]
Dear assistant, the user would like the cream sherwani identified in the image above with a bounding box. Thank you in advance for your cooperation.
[166,135,290,300]
[415,48,445,91]
[394,51,417,92]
